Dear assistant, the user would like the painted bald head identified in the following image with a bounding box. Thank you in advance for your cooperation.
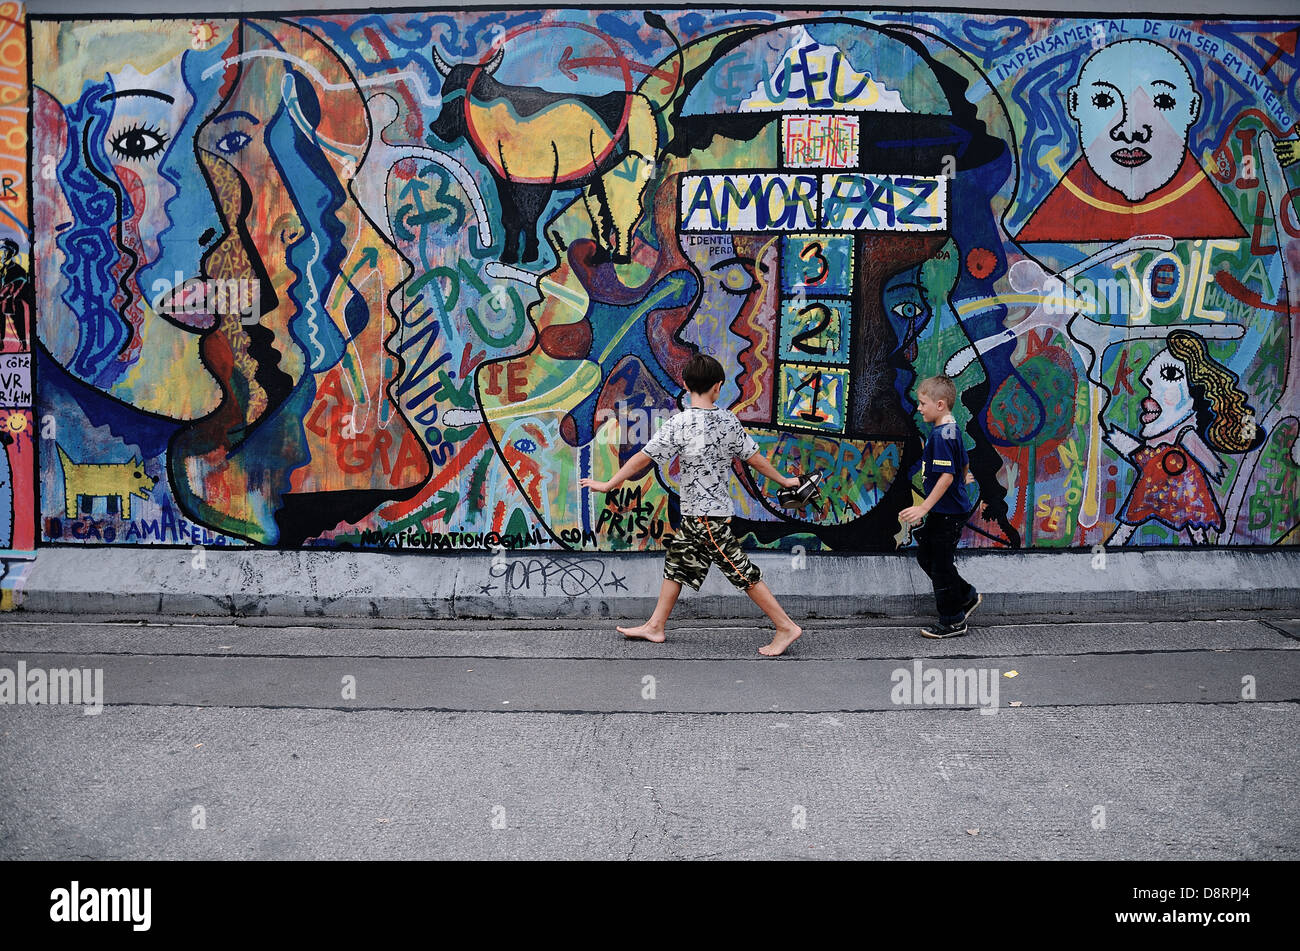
[1068,39,1201,201]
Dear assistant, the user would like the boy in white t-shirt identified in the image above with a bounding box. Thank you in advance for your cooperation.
[579,354,805,656]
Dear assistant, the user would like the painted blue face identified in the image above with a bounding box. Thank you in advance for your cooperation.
[882,268,932,419]
[38,32,230,417]
[1069,40,1201,202]
[135,45,230,334]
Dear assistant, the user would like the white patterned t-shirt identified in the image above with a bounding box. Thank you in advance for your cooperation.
[642,407,759,516]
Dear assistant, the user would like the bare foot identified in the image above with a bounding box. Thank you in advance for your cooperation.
[617,622,666,643]
[758,624,802,656]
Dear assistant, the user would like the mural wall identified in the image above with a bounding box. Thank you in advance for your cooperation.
[25,7,1300,553]
[1,0,32,574]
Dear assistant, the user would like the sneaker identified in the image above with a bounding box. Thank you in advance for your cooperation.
[960,592,982,623]
[920,619,968,639]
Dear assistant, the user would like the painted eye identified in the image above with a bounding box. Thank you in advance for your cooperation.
[710,257,758,296]
[109,124,168,162]
[1153,92,1176,111]
[892,301,922,320]
[215,130,252,155]
[1091,92,1115,109]
[1160,364,1184,382]
[513,438,538,452]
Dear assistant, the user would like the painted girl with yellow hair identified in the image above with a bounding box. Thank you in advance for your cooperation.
[1103,329,1264,545]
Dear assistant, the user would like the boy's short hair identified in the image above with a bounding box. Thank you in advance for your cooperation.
[683,352,725,394]
[918,374,958,410]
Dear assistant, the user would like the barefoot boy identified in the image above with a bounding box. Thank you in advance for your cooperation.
[578,354,804,656]
[900,374,980,638]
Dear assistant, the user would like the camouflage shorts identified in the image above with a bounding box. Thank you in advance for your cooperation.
[663,516,762,591]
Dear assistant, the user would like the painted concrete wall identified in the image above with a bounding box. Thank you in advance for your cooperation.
[12,6,1300,555]
[0,1,31,572]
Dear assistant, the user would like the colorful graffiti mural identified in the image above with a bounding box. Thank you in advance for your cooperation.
[22,8,1300,552]
[2,0,33,580]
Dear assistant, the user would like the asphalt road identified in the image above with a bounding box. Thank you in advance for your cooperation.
[1,612,1297,860]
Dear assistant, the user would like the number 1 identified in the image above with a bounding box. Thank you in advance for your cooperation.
[793,370,824,422]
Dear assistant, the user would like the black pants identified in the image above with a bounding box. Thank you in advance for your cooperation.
[915,511,975,624]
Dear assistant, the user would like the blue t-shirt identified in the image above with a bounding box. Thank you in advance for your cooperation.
[922,419,973,515]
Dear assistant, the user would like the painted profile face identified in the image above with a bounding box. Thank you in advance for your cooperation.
[679,231,771,414]
[168,19,430,544]
[194,20,415,454]
[33,23,234,417]
[1139,346,1195,438]
[1069,39,1201,202]
[883,267,932,413]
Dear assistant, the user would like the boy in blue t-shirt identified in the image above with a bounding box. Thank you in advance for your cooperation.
[900,375,980,638]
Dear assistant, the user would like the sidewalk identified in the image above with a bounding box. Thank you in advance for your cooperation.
[5,546,1298,621]
[2,612,1297,861]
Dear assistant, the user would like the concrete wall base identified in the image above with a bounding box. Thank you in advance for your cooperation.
[5,547,1297,620]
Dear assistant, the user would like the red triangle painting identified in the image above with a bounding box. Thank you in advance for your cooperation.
[1017,150,1247,242]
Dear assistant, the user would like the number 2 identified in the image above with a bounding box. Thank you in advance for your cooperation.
[791,303,831,355]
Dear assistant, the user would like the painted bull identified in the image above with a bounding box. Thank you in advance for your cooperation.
[429,44,659,264]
